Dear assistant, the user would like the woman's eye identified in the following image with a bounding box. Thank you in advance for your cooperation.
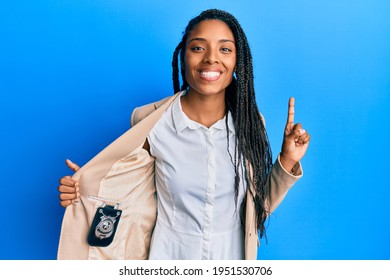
[221,47,232,53]
[191,46,204,51]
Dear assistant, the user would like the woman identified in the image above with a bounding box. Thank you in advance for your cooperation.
[57,9,310,260]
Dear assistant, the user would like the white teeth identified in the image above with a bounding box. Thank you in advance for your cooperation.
[200,71,220,78]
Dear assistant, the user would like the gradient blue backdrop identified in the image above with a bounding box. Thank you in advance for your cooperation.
[0,0,389,260]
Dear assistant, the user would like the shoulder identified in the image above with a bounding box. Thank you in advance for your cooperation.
[130,91,184,127]
[130,96,171,127]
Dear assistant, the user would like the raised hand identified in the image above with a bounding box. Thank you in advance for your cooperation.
[280,97,310,173]
[57,159,81,207]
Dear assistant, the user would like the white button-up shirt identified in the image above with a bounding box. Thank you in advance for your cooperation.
[147,92,246,260]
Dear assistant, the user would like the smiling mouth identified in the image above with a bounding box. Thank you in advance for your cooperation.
[199,71,221,81]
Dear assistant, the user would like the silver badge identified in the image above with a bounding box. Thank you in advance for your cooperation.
[95,209,121,240]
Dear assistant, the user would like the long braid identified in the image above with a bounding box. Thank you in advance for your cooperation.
[172,42,182,93]
[171,9,273,238]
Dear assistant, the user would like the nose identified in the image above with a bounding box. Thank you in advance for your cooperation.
[203,48,219,64]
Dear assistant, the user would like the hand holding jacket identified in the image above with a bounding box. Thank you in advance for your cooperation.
[58,159,80,207]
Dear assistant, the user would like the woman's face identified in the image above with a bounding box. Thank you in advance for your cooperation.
[184,19,236,97]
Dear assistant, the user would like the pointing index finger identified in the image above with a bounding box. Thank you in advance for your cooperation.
[286,97,295,129]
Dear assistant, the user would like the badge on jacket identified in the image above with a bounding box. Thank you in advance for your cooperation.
[87,196,122,247]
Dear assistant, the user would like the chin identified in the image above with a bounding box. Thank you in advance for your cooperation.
[190,84,228,96]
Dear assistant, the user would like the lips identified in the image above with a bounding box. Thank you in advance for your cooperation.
[198,70,222,81]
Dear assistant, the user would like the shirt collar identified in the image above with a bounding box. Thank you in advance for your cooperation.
[172,92,236,135]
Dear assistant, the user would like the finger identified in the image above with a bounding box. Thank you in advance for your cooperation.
[59,176,77,187]
[286,123,303,140]
[285,97,295,131]
[58,184,78,194]
[60,200,73,207]
[293,123,302,131]
[301,133,311,144]
[59,193,79,201]
[294,130,310,145]
[66,159,80,172]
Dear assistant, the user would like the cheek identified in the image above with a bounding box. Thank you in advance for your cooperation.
[183,65,197,89]
[184,63,191,82]
[183,55,191,76]
[184,56,199,83]
[226,61,236,80]
[230,57,237,72]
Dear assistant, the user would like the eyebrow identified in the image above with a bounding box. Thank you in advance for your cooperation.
[187,38,235,45]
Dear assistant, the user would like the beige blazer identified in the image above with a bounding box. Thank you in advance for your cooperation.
[57,91,302,260]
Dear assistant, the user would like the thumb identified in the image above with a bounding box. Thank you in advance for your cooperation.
[65,159,80,172]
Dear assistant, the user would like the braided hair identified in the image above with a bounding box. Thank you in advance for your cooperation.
[172,9,273,238]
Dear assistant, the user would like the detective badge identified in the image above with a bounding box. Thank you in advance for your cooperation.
[87,195,122,247]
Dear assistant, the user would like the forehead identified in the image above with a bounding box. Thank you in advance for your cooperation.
[187,19,235,41]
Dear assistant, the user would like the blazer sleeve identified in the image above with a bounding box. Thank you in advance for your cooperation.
[266,154,303,214]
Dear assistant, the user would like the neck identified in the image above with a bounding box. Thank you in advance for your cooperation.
[181,89,226,128]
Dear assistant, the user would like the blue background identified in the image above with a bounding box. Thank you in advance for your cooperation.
[0,0,389,260]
